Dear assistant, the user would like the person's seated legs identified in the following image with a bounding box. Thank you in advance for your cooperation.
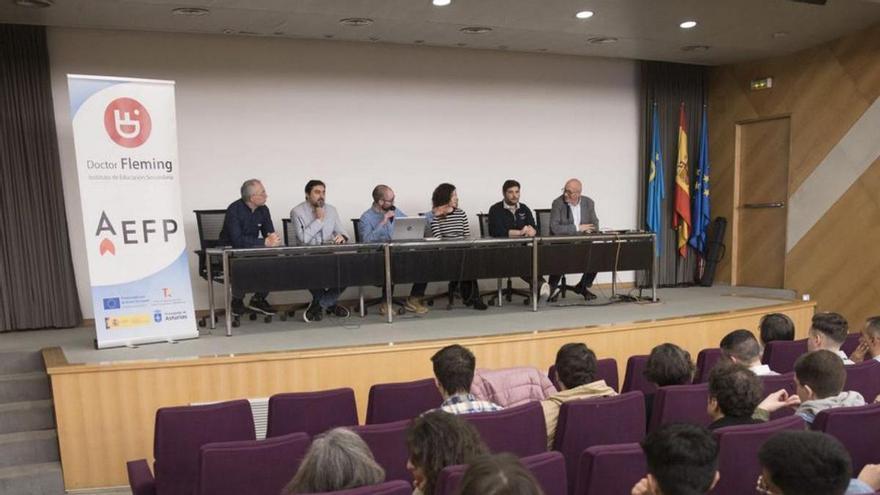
[405,282,429,314]
[631,423,719,495]
[304,287,349,322]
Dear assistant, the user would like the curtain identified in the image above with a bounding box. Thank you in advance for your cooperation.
[0,24,82,331]
[637,61,708,287]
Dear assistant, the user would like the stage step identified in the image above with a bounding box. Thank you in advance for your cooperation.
[0,372,51,404]
[0,462,64,495]
[0,351,44,375]
[0,430,59,469]
[0,400,55,435]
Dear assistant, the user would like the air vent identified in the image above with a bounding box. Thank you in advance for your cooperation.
[339,17,374,27]
[460,26,493,34]
[587,37,618,45]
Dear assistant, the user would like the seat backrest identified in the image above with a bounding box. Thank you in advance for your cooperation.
[759,372,797,420]
[267,388,358,438]
[694,348,723,383]
[477,213,490,238]
[843,359,880,403]
[648,383,711,432]
[196,432,310,495]
[312,480,413,495]
[282,218,297,246]
[154,399,256,495]
[351,218,362,243]
[763,339,808,374]
[622,355,656,395]
[366,378,442,425]
[573,443,646,495]
[813,402,880,474]
[194,209,229,277]
[554,392,646,494]
[436,452,567,495]
[710,416,804,495]
[463,402,547,457]
[549,359,619,393]
[350,420,412,483]
[534,209,552,237]
[842,333,862,357]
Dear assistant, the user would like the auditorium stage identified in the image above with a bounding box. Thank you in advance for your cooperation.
[34,284,814,491]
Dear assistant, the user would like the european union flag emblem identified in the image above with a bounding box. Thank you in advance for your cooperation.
[103,297,121,310]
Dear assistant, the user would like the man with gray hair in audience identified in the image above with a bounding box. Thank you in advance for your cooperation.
[720,329,779,376]
[850,316,880,364]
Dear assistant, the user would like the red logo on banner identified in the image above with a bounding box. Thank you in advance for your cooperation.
[99,238,116,256]
[104,97,152,148]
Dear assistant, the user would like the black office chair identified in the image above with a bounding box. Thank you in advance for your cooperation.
[534,208,577,301]
[351,218,405,316]
[477,213,530,305]
[193,209,235,327]
[282,218,297,247]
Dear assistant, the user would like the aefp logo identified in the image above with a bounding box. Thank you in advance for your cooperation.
[104,97,152,148]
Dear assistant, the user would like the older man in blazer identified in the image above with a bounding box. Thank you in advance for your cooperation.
[548,178,599,300]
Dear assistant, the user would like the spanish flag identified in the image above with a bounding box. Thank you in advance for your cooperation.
[673,103,691,258]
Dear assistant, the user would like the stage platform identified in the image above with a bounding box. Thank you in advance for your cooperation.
[31,284,814,491]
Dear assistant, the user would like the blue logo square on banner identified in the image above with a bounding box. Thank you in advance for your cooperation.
[103,297,121,310]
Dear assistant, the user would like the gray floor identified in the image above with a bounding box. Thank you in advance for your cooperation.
[1,285,796,365]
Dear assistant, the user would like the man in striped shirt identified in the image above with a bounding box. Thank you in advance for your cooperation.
[429,183,487,310]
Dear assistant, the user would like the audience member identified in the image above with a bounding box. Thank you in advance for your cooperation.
[431,345,502,414]
[458,453,545,495]
[757,431,878,495]
[706,362,764,430]
[283,428,384,494]
[631,423,719,495]
[756,349,865,423]
[643,343,695,423]
[807,312,854,364]
[850,316,880,363]
[759,313,796,346]
[720,329,779,375]
[406,410,488,495]
[541,343,617,448]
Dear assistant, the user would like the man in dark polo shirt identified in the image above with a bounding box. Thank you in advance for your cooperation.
[218,178,282,316]
[487,179,549,298]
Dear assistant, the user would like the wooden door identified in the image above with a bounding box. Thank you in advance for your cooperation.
[735,117,790,288]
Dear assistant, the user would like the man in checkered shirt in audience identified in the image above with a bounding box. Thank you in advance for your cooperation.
[432,345,502,414]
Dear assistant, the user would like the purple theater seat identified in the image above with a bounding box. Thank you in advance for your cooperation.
[763,339,808,374]
[548,358,619,393]
[350,420,412,483]
[196,432,310,495]
[622,355,657,396]
[694,348,723,383]
[812,402,880,474]
[844,360,880,403]
[312,480,412,495]
[366,378,442,425]
[759,372,797,420]
[648,383,711,432]
[267,388,358,438]
[573,443,647,495]
[553,392,646,494]
[126,399,256,495]
[436,452,567,495]
[709,415,804,495]
[463,402,547,457]
[842,333,862,357]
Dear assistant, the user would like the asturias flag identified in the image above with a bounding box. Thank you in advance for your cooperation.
[673,103,691,258]
[646,103,665,255]
[689,107,711,254]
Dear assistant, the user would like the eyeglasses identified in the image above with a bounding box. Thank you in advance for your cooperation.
[563,189,580,196]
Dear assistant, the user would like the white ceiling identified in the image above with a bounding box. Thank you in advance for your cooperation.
[2,0,879,65]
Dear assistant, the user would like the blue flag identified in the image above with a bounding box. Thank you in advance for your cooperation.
[689,107,711,253]
[646,103,664,255]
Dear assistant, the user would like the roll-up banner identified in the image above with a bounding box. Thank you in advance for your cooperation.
[67,75,197,349]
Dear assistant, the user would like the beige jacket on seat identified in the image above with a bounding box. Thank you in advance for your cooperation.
[540,380,617,449]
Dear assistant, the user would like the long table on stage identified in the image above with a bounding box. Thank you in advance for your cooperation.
[207,232,657,335]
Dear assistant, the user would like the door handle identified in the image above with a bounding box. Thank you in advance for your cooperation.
[743,202,785,209]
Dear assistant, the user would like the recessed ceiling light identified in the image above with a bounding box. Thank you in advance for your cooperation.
[456,42,468,47]
[587,37,618,45]
[339,17,374,27]
[172,7,210,16]
[414,40,425,44]
[460,26,492,34]
[575,10,594,19]
[369,36,380,42]
[679,20,698,29]
[681,45,710,52]
[222,28,235,35]
[433,0,452,6]
[14,0,53,7]
[324,34,335,39]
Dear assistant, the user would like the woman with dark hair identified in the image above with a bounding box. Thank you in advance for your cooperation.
[406,410,488,495]
[428,183,487,310]
[458,453,544,495]
[643,343,695,426]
